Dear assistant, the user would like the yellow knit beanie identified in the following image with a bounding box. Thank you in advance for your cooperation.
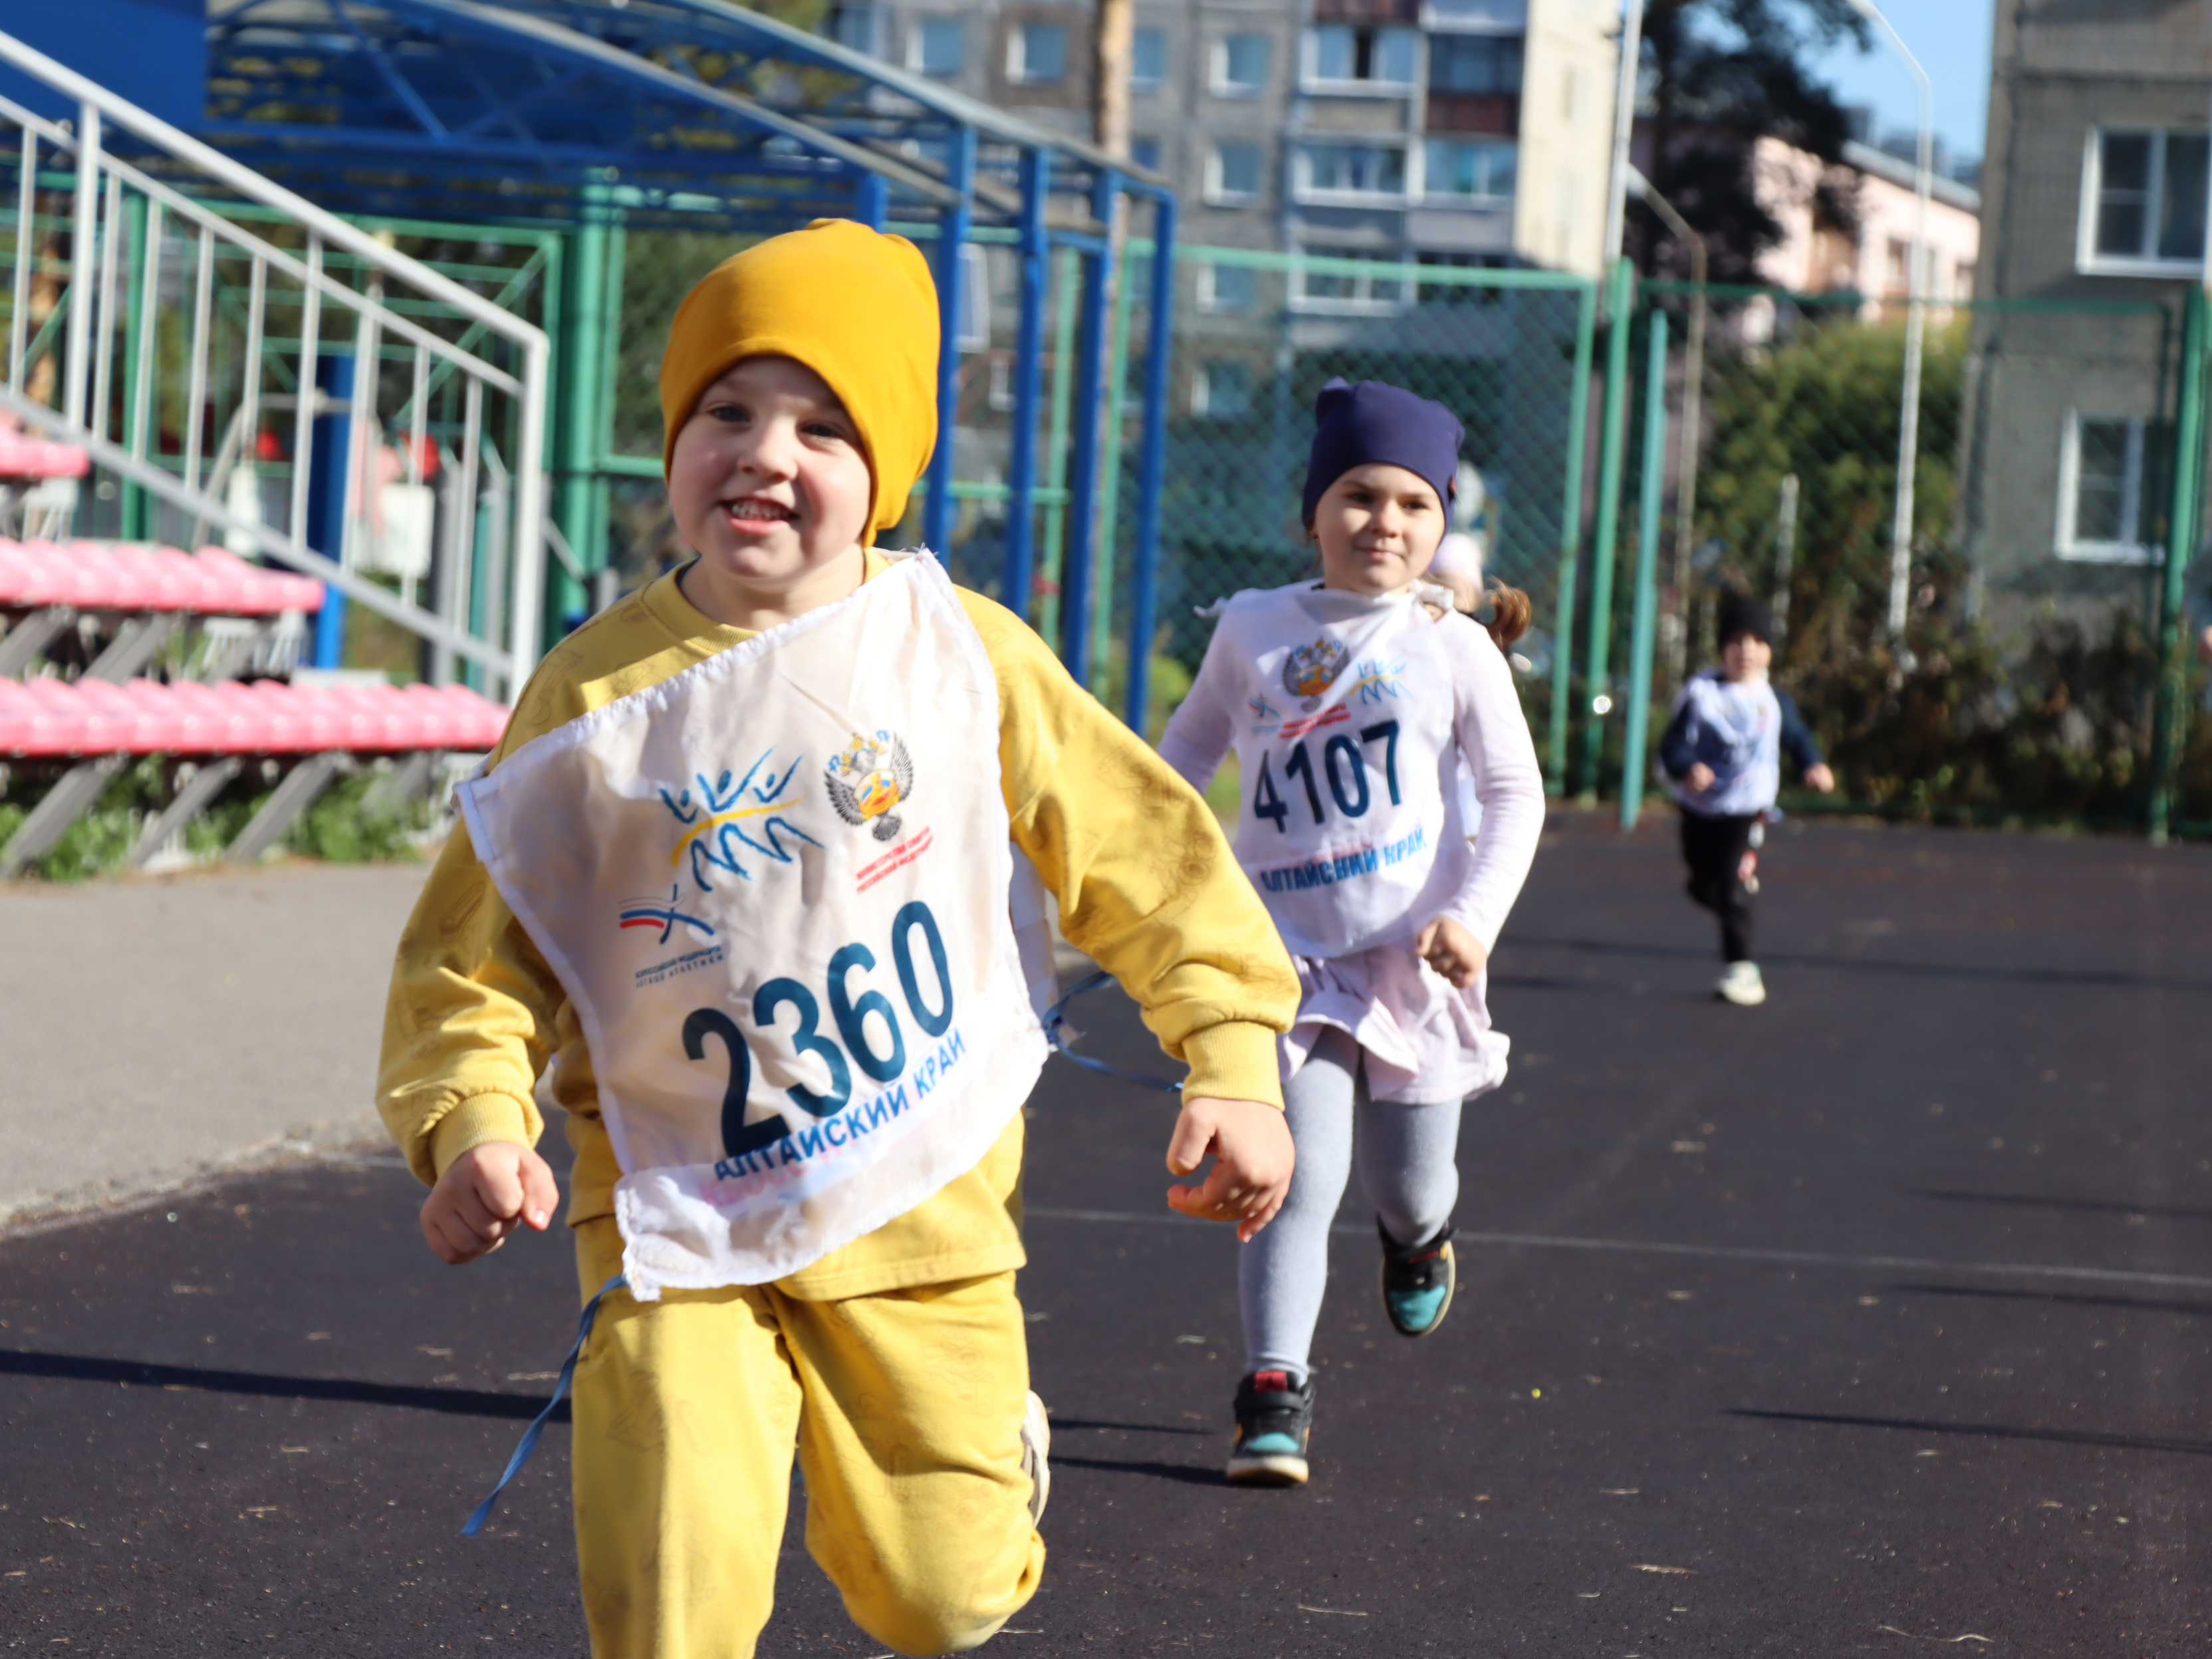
[659,219,941,537]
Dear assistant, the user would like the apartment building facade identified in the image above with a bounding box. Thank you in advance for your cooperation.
[827,0,1618,285]
[1965,0,2211,631]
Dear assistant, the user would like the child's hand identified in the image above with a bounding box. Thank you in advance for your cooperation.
[1164,1096,1295,1242]
[1415,916,1487,988]
[1806,762,1836,794]
[420,1142,559,1265]
[1685,761,1717,793]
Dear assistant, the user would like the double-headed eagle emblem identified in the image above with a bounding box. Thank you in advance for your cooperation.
[1280,637,1349,711]
[826,729,915,842]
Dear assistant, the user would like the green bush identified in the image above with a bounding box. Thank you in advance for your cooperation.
[0,756,433,883]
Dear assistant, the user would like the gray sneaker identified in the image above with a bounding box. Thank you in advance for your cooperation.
[1020,1390,1051,1526]
[1717,961,1767,1005]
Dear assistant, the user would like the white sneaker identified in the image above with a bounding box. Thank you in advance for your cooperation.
[1020,1389,1051,1527]
[1716,961,1767,1005]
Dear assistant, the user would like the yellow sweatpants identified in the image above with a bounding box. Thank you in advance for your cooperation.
[569,1217,1045,1659]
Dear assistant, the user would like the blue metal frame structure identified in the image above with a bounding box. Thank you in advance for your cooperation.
[171,0,1177,697]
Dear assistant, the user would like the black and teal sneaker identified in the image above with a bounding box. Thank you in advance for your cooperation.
[1226,1369,1315,1487]
[1379,1218,1456,1338]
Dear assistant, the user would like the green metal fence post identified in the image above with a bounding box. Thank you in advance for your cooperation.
[2150,283,2209,844]
[592,211,626,592]
[1039,247,1079,646]
[118,191,150,541]
[1578,256,1637,802]
[1619,309,1670,830]
[551,182,608,634]
[1546,279,1598,794]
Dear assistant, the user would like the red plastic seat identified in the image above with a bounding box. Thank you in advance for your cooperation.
[72,542,163,611]
[0,430,90,480]
[164,680,265,755]
[70,678,181,754]
[17,676,124,756]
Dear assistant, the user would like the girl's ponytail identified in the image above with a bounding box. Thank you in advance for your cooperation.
[1484,580,1532,651]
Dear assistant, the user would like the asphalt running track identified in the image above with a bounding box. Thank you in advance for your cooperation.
[5,810,2211,1655]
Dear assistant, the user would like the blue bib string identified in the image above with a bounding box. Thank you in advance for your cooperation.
[462,1271,627,1536]
[1042,970,1182,1094]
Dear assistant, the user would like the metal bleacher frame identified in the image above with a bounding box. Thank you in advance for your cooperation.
[200,0,1182,719]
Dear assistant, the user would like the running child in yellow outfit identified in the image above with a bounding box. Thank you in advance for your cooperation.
[376,219,1301,1659]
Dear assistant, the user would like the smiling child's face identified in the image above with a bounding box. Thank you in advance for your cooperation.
[1310,463,1447,597]
[666,354,876,628]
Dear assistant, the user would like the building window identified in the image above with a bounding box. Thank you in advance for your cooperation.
[951,243,991,352]
[1295,247,1406,309]
[1207,141,1264,203]
[824,3,876,55]
[1129,136,1162,172]
[1213,33,1271,97]
[1193,360,1254,419]
[1201,262,1259,312]
[2081,128,2209,273]
[1297,141,1409,201]
[910,17,963,78]
[1306,25,1417,90]
[1428,34,1521,96]
[1422,138,1515,201]
[1132,26,1167,90]
[1416,251,1507,305]
[2056,411,2172,561]
[1009,21,1068,84]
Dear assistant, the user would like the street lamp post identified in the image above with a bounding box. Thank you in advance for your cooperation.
[1602,0,1648,276]
[1849,0,1935,645]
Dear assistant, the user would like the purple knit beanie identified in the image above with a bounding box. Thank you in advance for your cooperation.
[1298,378,1464,526]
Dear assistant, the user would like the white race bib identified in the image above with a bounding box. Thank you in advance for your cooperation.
[457,554,1046,1298]
[1208,584,1471,959]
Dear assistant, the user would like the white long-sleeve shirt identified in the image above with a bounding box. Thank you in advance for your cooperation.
[1158,584,1544,959]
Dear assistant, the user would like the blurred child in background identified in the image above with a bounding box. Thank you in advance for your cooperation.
[1658,592,1835,1007]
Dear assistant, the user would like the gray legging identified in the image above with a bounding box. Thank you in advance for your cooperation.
[1240,1026,1462,1382]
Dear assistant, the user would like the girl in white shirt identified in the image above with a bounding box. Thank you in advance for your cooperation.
[1157,378,1546,1486]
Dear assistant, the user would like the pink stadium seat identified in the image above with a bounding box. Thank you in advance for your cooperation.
[0,431,90,479]
[70,678,182,754]
[0,676,509,761]
[17,676,123,755]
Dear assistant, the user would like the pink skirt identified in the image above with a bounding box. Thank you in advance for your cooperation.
[1281,944,1510,1106]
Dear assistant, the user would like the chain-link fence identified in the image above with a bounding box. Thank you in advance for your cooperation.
[588,237,2212,835]
[1586,281,2211,835]
[596,236,1600,759]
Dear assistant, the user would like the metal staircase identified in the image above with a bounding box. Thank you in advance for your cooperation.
[0,27,549,698]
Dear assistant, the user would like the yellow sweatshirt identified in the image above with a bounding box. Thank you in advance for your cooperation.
[377,555,1300,1299]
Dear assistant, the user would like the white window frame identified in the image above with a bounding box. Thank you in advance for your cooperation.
[1293,139,1412,206]
[955,243,991,353]
[1192,360,1255,419]
[2054,409,2163,564]
[1211,32,1271,98]
[1132,25,1167,91]
[908,16,964,78]
[1300,25,1419,96]
[1198,261,1259,313]
[1205,140,1265,205]
[1290,246,1411,315]
[1419,136,1517,204]
[2076,126,2212,278]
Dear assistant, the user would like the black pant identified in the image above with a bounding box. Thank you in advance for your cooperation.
[1680,811,1759,963]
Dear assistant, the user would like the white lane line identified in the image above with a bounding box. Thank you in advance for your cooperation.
[1021,1206,2212,1292]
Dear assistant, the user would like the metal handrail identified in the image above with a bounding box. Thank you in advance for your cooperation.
[0,29,542,352]
[0,25,551,690]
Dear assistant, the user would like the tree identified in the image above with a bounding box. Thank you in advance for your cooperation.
[1632,1,1871,284]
